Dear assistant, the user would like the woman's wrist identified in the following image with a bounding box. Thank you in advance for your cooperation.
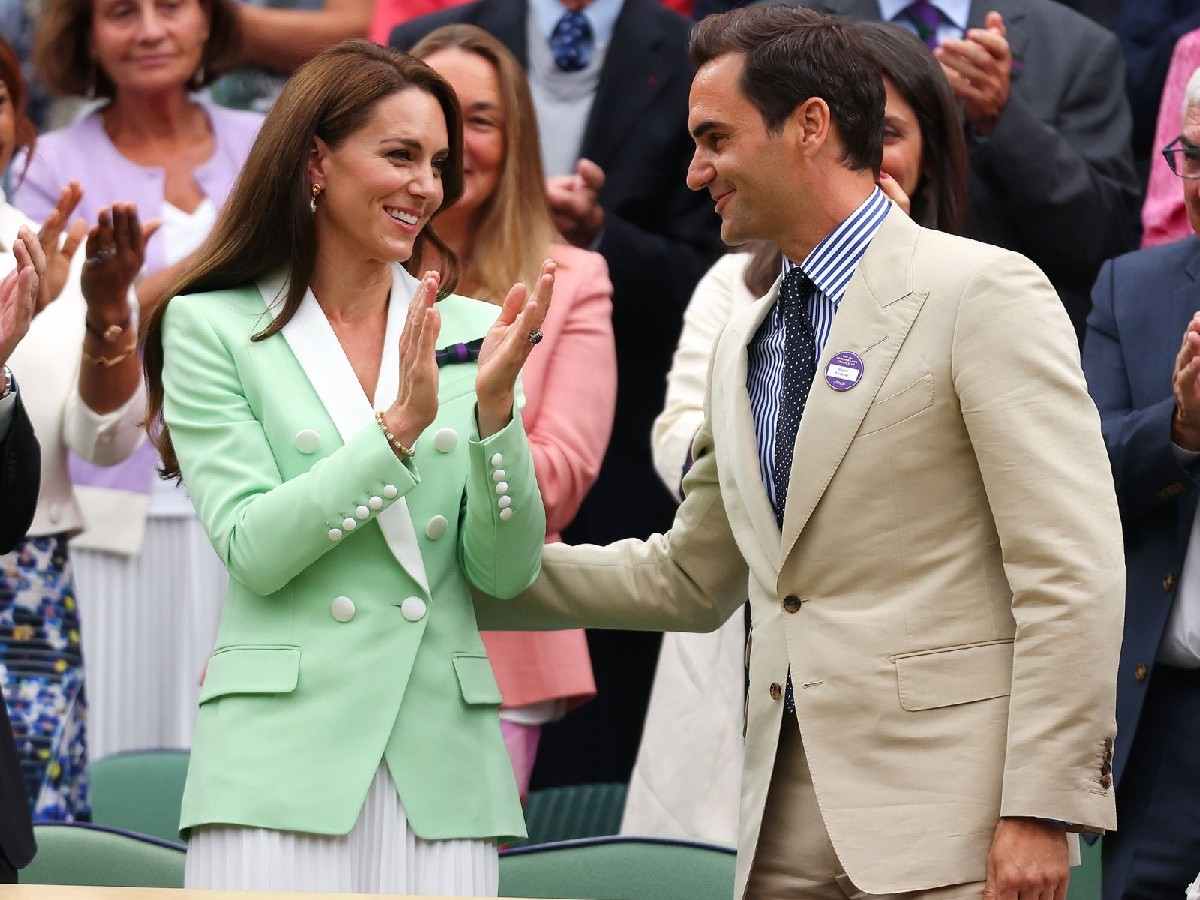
[476,393,514,439]
[382,405,427,452]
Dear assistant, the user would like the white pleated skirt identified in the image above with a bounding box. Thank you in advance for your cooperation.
[184,764,499,895]
[72,515,226,761]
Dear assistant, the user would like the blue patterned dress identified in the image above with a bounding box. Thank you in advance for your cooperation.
[0,534,89,821]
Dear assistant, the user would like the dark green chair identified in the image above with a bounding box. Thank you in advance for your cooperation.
[88,749,189,844]
[1068,837,1102,900]
[519,782,627,847]
[22,823,185,888]
[499,835,735,900]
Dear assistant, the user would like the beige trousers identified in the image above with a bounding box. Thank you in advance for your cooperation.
[745,715,985,900]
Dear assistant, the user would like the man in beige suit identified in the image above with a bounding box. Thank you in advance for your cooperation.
[476,6,1124,898]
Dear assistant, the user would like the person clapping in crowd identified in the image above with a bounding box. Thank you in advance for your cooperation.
[15,0,262,765]
[144,40,553,894]
[0,35,150,821]
[412,23,615,802]
[1083,66,1200,900]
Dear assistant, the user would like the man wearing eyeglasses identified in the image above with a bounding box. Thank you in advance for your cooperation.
[1082,68,1200,900]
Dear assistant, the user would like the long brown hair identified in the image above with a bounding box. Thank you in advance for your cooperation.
[144,40,465,479]
[411,24,557,302]
[743,20,967,297]
[0,37,37,185]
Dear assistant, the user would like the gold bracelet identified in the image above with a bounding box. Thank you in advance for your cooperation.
[81,340,137,368]
[375,411,416,460]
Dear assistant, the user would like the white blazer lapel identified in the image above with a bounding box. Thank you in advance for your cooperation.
[257,266,430,595]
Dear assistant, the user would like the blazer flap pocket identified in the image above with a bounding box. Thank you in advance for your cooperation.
[199,644,301,705]
[451,653,502,706]
[859,373,934,437]
[893,640,1013,711]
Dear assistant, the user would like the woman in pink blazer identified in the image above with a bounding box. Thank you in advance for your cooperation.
[412,24,614,796]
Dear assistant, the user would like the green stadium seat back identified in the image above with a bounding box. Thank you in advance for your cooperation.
[89,749,189,843]
[519,782,627,847]
[499,835,736,900]
[21,822,185,888]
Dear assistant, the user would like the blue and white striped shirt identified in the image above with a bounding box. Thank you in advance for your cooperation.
[747,187,891,512]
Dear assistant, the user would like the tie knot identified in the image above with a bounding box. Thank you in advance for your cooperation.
[780,266,816,303]
[900,0,942,49]
[550,10,594,73]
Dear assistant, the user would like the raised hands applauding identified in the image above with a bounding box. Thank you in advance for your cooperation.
[381,261,556,454]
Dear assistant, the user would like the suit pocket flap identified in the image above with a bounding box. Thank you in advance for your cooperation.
[199,644,301,705]
[893,640,1013,711]
[451,653,502,706]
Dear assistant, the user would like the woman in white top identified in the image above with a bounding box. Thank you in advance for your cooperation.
[623,22,971,845]
[0,34,149,819]
[12,0,262,762]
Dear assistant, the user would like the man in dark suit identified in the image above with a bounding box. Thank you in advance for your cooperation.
[0,258,42,881]
[1082,70,1200,900]
[783,0,1141,339]
[391,0,724,786]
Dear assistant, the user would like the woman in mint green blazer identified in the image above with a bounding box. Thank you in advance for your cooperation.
[142,41,553,895]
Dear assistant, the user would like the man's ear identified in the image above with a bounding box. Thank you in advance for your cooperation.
[792,97,832,159]
[306,136,331,190]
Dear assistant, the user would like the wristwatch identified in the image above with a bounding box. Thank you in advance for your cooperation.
[0,366,12,401]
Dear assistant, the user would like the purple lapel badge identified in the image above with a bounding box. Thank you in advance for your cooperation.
[825,351,864,392]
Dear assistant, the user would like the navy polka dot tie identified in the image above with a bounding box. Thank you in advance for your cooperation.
[549,10,593,73]
[773,266,818,715]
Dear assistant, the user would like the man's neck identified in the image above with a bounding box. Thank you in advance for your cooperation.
[777,175,877,264]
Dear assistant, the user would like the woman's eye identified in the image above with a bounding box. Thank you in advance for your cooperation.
[388,149,411,162]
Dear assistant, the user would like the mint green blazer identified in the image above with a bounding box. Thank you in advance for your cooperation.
[161,265,544,842]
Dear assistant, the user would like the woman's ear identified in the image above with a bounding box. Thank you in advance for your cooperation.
[307,136,330,191]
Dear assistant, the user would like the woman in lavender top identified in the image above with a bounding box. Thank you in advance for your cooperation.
[11,0,262,763]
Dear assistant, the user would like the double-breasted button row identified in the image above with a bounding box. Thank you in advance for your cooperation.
[490,453,513,521]
[327,483,400,543]
[330,595,427,624]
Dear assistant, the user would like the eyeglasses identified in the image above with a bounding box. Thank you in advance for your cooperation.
[1163,135,1200,179]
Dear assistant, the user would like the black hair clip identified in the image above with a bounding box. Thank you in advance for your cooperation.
[436,338,483,368]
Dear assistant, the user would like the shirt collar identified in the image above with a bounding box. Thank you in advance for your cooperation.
[877,0,971,32]
[782,187,891,305]
[531,0,625,48]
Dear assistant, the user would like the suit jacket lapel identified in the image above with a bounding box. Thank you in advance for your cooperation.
[778,211,929,565]
[258,266,430,594]
[721,275,784,573]
[579,0,674,169]
[473,0,529,68]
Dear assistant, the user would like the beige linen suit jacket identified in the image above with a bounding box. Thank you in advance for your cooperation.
[476,209,1125,897]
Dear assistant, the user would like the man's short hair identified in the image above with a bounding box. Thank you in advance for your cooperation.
[689,4,885,172]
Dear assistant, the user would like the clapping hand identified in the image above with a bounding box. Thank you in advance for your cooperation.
[546,160,605,248]
[935,11,1012,135]
[36,181,88,312]
[1173,313,1200,450]
[81,204,155,336]
[0,233,41,369]
[475,259,555,437]
[383,271,443,452]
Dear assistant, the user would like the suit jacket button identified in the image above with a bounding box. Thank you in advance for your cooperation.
[1134,663,1149,682]
[1099,773,1112,789]
[1164,573,1177,592]
[295,429,321,454]
[769,682,782,702]
[401,597,427,622]
[331,596,356,623]
[425,515,448,540]
[783,595,802,614]
[433,427,458,453]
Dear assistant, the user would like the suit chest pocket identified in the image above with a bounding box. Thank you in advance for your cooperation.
[857,372,934,438]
